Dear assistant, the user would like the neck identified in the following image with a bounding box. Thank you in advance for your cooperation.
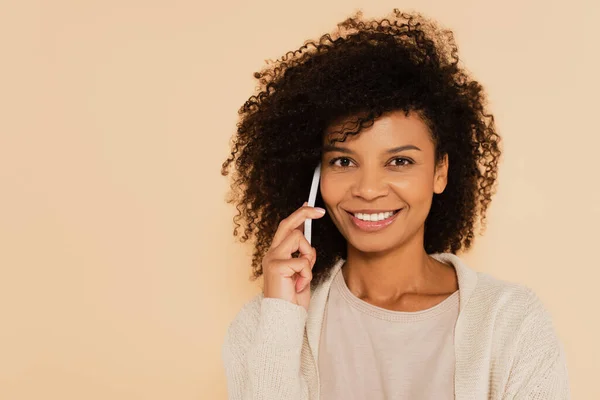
[343,231,451,303]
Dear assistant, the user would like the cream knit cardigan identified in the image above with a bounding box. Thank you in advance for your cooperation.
[222,253,570,399]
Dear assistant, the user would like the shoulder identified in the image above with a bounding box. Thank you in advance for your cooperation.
[481,274,561,348]
[468,271,563,357]
[435,253,555,330]
[442,251,540,325]
[472,276,571,397]
[473,271,551,321]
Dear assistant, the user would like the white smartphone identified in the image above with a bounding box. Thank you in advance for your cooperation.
[303,162,321,245]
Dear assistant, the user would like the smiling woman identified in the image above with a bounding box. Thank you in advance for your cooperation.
[320,112,449,254]
[220,8,570,400]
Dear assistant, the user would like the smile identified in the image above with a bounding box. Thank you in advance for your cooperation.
[346,209,402,232]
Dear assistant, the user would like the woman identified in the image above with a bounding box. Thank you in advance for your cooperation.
[220,9,570,399]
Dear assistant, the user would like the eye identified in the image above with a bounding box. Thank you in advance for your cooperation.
[389,157,413,167]
[329,157,355,168]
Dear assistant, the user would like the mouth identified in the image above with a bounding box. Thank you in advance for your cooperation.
[345,209,403,232]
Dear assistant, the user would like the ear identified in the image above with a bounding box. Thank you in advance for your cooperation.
[433,154,449,194]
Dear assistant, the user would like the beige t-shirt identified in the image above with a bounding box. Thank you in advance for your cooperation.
[318,269,460,400]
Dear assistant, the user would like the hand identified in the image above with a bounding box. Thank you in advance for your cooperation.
[261,202,326,311]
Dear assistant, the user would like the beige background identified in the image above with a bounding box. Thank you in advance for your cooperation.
[1,0,598,398]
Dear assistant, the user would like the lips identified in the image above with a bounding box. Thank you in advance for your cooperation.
[346,208,402,232]
[349,209,401,221]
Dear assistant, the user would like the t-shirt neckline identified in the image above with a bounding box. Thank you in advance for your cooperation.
[333,267,460,323]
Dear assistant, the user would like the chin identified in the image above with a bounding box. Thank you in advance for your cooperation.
[347,237,401,255]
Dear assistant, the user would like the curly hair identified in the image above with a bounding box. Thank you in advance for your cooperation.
[221,9,501,288]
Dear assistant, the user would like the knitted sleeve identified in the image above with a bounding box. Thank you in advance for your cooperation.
[222,296,311,400]
[502,288,571,399]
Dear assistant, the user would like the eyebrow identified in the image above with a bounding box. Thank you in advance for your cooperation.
[322,144,422,154]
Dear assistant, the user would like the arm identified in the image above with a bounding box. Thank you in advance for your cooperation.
[222,296,311,400]
[502,289,571,399]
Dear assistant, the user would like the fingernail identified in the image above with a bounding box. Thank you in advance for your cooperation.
[303,201,308,206]
[315,207,326,214]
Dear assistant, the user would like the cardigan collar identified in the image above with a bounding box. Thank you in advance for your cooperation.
[305,252,479,390]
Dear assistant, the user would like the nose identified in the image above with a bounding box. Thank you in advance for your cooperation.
[350,167,389,201]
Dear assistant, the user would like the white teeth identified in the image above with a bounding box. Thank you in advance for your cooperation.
[354,211,396,222]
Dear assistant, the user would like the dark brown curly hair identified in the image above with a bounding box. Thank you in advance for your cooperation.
[221,9,501,288]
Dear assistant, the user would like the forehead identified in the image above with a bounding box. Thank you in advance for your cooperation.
[323,110,433,147]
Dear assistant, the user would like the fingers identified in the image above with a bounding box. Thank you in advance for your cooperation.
[270,203,326,250]
[275,230,316,293]
[263,203,324,302]
[268,258,314,293]
[271,229,316,263]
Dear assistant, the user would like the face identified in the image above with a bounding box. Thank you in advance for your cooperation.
[320,110,448,254]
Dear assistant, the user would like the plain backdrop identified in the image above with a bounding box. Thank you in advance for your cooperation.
[1,0,598,398]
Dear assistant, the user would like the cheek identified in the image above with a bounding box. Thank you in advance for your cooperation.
[389,173,435,200]
[319,175,347,204]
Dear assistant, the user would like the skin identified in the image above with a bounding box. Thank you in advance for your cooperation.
[319,110,459,311]
[262,203,324,311]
